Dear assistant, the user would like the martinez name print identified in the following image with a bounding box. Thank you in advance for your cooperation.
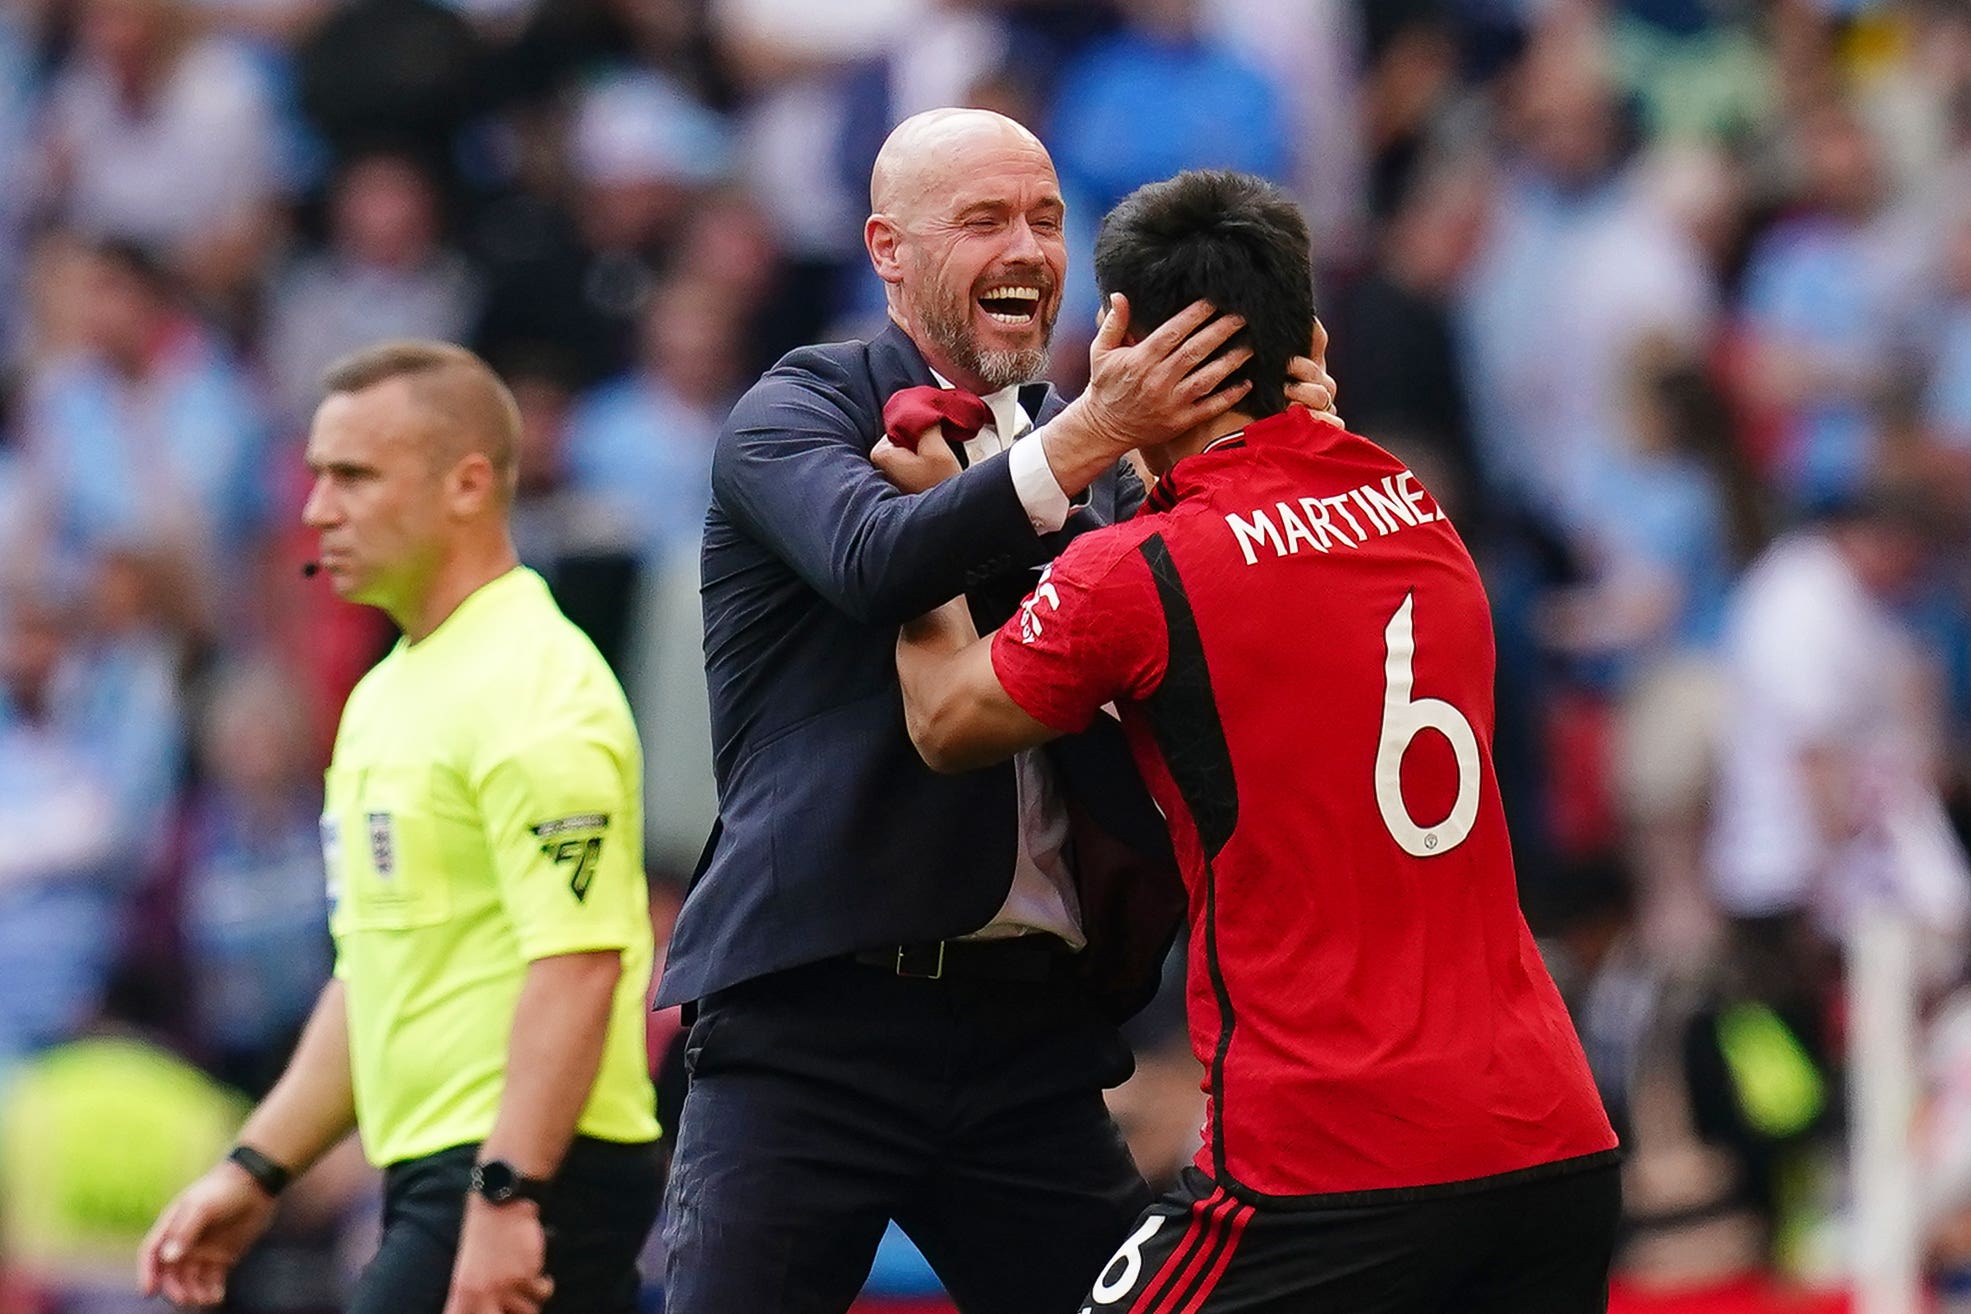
[1223,468,1445,565]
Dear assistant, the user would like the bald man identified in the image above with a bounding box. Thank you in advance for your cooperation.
[656,110,1334,1314]
[141,342,663,1314]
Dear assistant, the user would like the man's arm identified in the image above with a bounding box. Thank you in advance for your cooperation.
[443,950,620,1314]
[236,979,359,1168]
[140,981,358,1307]
[898,597,1063,772]
[719,301,1253,627]
[476,950,622,1178]
[449,724,650,1314]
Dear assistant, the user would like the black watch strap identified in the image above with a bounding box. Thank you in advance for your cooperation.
[227,1144,292,1197]
[470,1159,547,1206]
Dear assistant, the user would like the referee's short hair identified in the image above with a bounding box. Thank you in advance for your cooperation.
[1093,170,1314,421]
[321,340,522,501]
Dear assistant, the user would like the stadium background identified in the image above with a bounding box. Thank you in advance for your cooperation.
[3,0,1971,1309]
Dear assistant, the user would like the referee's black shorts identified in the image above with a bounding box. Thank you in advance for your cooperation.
[1082,1157,1620,1314]
[346,1136,662,1314]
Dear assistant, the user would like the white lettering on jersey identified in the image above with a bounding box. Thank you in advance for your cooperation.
[1226,468,1446,565]
[1226,508,1287,565]
[1019,565,1061,643]
[1276,501,1321,554]
[1297,497,1352,551]
[1321,494,1367,541]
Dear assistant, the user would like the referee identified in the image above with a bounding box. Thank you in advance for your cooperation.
[139,342,662,1314]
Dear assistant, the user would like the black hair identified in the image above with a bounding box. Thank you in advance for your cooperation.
[1092,170,1314,421]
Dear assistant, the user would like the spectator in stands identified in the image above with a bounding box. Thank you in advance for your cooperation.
[16,240,271,601]
[473,68,732,386]
[0,4,43,368]
[1544,858,1829,1287]
[1918,189,1971,453]
[1462,27,1719,534]
[0,591,126,1076]
[1707,483,1968,1001]
[36,0,287,311]
[173,660,330,1099]
[264,153,481,434]
[292,0,485,171]
[1739,99,1901,510]
[1048,0,1288,218]
[1047,0,1289,346]
[503,351,643,668]
[564,274,742,565]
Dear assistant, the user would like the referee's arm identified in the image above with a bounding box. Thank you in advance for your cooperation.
[475,950,622,1178]
[472,729,644,1181]
[140,981,357,1306]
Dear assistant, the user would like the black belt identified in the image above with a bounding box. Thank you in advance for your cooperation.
[851,935,1075,982]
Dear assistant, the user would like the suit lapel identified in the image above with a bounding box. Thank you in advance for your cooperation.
[868,322,940,406]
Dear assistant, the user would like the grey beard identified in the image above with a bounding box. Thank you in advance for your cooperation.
[920,296,1051,391]
[965,344,1050,391]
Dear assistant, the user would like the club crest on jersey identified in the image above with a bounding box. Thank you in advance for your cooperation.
[367,811,395,879]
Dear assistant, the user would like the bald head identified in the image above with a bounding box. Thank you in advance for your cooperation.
[871,109,1051,221]
[320,341,521,502]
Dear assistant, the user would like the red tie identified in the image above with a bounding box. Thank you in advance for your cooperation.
[882,385,993,452]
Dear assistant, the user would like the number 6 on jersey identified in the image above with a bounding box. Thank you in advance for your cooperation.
[1374,592,1480,857]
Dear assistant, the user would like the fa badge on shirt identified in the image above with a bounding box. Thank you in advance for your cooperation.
[367,811,396,879]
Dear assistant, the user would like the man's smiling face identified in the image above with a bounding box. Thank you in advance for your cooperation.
[876,115,1068,393]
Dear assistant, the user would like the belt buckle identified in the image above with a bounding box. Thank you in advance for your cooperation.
[895,942,946,980]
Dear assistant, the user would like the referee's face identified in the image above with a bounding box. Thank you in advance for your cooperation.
[302,383,449,609]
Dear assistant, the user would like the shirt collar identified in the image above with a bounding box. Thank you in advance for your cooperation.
[930,369,1030,442]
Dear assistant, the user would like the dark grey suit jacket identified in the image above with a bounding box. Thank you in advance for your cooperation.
[656,324,1182,1017]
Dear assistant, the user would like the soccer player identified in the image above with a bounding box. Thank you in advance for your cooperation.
[139,342,662,1314]
[893,172,1621,1311]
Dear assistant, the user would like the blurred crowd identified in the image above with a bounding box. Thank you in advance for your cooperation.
[8,0,1971,1308]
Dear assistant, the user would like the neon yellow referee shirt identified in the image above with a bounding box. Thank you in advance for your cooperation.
[323,566,659,1168]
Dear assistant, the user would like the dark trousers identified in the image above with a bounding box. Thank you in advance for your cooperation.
[661,956,1151,1314]
[347,1136,662,1314]
[1085,1161,1622,1314]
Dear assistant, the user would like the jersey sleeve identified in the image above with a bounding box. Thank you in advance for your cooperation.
[474,724,644,960]
[990,532,1168,734]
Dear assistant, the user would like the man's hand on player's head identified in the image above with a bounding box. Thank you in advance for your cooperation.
[871,428,963,493]
[1079,295,1253,453]
[1287,319,1343,427]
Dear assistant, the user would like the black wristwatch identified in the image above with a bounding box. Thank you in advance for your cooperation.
[469,1159,547,1206]
[227,1144,292,1198]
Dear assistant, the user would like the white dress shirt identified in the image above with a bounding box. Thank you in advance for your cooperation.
[929,373,1085,947]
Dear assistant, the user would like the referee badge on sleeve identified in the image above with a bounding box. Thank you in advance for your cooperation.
[367,811,397,879]
[321,814,344,911]
[530,813,611,902]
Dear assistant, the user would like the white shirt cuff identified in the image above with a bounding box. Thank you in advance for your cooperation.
[1008,429,1073,534]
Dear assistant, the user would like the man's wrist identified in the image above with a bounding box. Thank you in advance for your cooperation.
[1039,398,1126,499]
[226,1143,293,1198]
[470,1157,550,1207]
[1008,430,1073,532]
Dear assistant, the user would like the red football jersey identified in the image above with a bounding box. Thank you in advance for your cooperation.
[992,408,1617,1200]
